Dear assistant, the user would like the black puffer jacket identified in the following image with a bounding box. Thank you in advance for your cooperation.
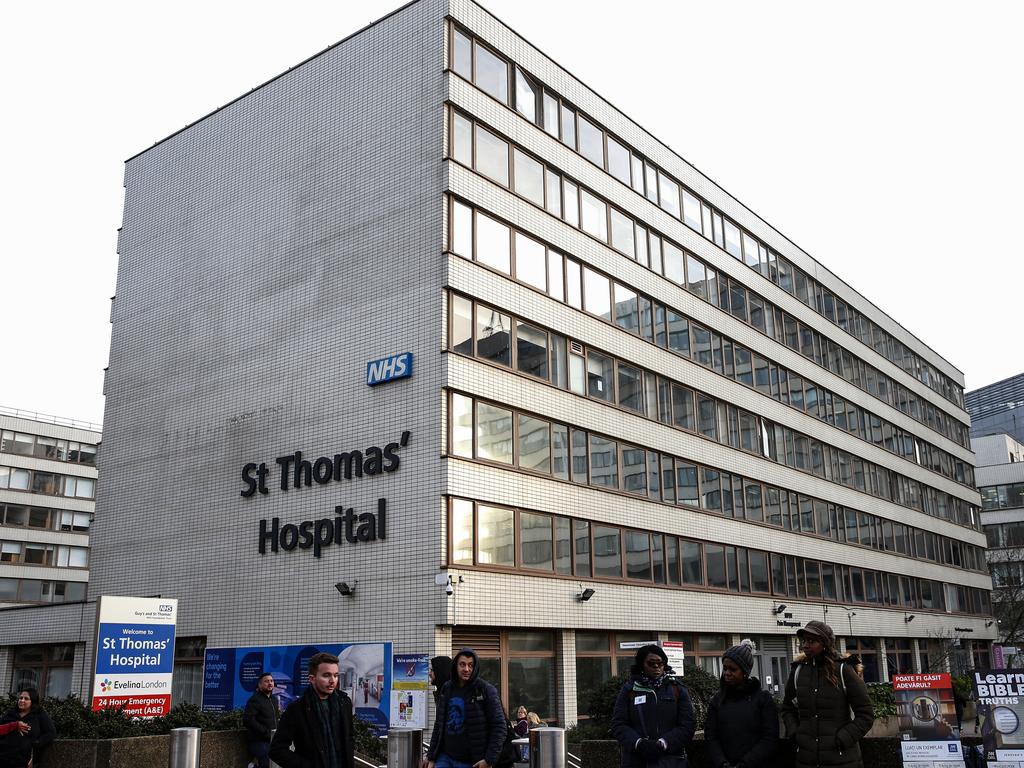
[705,676,779,768]
[611,676,695,767]
[427,650,506,766]
[243,689,280,742]
[0,707,56,768]
[780,654,873,768]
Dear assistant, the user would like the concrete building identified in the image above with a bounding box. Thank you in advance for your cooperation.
[0,407,98,695]
[966,372,1024,445]
[0,0,992,718]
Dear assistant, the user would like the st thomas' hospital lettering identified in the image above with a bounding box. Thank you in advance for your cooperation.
[238,430,411,558]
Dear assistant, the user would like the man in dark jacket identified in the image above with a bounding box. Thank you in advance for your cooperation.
[270,652,355,768]
[426,649,507,768]
[781,621,873,768]
[611,644,695,767]
[244,671,281,768]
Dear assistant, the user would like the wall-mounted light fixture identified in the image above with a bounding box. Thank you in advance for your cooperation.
[904,614,916,623]
[773,604,788,615]
[335,581,357,597]
[576,588,596,602]
[986,620,995,628]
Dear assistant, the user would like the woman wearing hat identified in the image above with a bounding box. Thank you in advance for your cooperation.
[611,644,695,767]
[781,621,873,768]
[705,640,779,768]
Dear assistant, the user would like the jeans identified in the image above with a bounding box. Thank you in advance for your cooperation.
[435,754,474,768]
[248,740,271,768]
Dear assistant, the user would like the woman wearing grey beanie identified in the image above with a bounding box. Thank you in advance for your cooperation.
[704,639,779,768]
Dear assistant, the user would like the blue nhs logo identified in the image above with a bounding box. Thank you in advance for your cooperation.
[366,352,413,386]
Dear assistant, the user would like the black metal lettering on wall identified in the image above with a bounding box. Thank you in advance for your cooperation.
[239,430,410,557]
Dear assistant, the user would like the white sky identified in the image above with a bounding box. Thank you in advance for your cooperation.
[3,0,1021,427]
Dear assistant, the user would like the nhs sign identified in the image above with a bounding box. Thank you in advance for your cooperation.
[366,352,413,386]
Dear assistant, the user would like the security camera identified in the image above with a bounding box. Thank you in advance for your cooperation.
[445,582,454,597]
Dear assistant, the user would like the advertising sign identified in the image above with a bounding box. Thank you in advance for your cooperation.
[893,674,963,767]
[618,641,686,673]
[973,669,1024,764]
[203,641,392,734]
[390,653,429,729]
[91,596,178,717]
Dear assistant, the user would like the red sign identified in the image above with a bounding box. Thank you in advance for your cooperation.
[893,673,952,691]
[91,694,171,717]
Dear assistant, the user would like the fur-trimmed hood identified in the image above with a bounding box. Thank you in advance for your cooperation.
[792,652,865,678]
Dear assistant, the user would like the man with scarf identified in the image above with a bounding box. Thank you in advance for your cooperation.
[611,644,695,767]
[270,652,355,768]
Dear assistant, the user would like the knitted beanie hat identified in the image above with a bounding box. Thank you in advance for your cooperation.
[722,639,756,677]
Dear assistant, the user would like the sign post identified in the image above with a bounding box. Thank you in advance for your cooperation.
[893,673,963,768]
[92,595,178,717]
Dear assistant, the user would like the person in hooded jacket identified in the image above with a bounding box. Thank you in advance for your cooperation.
[611,644,695,767]
[431,655,453,708]
[704,640,778,768]
[781,621,873,768]
[426,649,507,768]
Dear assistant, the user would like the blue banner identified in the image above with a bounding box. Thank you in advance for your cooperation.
[202,641,392,734]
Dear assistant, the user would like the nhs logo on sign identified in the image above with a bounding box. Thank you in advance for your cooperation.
[367,353,413,386]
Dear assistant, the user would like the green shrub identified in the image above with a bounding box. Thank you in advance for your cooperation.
[866,682,896,720]
[583,665,722,731]
[565,720,612,744]
[353,717,385,761]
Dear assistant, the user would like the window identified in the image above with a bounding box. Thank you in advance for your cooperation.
[172,637,206,706]
[475,124,509,186]
[12,644,75,697]
[474,42,508,102]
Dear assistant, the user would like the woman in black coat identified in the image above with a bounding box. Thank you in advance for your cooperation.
[705,640,779,768]
[0,687,56,768]
[611,644,695,767]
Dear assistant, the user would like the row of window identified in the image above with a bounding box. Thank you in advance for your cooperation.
[449,24,965,410]
[448,390,984,570]
[448,112,969,451]
[0,503,90,533]
[447,497,991,615]
[0,540,88,568]
[0,431,97,465]
[990,561,1024,588]
[0,465,96,499]
[449,296,979,531]
[0,577,86,604]
[449,197,974,487]
[980,482,1024,511]
[984,522,1024,549]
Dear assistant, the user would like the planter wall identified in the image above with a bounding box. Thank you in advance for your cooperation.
[36,729,251,768]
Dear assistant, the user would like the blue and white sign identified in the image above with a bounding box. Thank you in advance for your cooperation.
[366,352,413,386]
[92,595,178,717]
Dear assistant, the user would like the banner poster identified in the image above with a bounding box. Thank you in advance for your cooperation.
[893,673,963,768]
[390,653,429,729]
[91,595,178,717]
[973,669,1024,765]
[203,641,392,734]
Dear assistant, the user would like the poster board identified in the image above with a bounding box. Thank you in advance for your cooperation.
[893,673,963,768]
[973,669,1024,765]
[390,653,429,729]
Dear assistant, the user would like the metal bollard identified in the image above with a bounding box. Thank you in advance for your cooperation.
[168,727,201,768]
[529,727,566,768]
[387,728,423,768]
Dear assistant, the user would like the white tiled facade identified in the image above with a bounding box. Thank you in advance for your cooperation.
[0,0,993,722]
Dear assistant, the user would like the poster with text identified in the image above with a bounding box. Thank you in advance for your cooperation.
[203,641,391,734]
[894,673,963,767]
[973,669,1024,764]
[92,595,178,717]
[390,653,429,729]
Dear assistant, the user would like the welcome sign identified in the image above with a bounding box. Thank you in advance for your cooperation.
[92,595,178,717]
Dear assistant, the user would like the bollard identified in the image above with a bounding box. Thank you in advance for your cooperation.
[529,727,566,768]
[387,728,423,768]
[168,727,201,768]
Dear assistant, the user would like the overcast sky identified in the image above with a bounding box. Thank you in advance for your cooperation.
[3,0,1021,427]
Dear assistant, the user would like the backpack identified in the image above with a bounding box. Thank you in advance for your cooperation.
[466,679,517,768]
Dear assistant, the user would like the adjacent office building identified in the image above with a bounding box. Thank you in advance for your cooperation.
[0,407,98,695]
[0,0,992,720]
[970,378,1024,648]
[967,373,1024,445]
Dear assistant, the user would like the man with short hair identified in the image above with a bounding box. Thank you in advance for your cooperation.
[426,649,507,768]
[243,671,280,768]
[270,652,355,768]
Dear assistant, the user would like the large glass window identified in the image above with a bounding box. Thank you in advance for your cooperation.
[476,402,513,464]
[475,124,509,186]
[478,505,515,566]
[474,42,508,102]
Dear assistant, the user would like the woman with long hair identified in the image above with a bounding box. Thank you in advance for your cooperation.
[781,622,873,768]
[611,644,695,767]
[0,687,56,768]
[705,640,779,768]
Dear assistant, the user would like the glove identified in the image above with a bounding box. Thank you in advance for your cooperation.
[638,739,662,758]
